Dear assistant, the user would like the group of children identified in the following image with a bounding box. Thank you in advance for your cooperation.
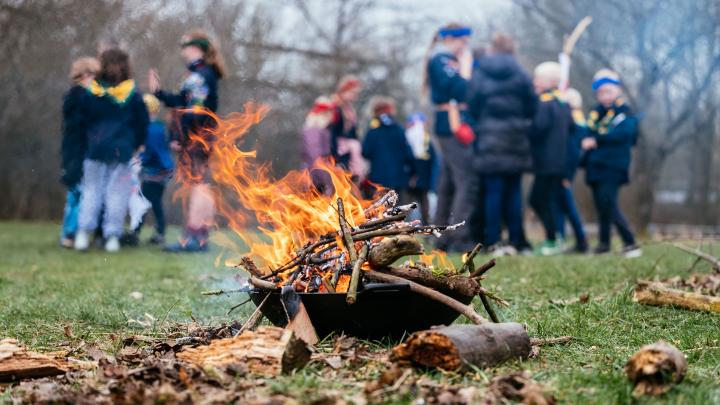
[60,29,224,253]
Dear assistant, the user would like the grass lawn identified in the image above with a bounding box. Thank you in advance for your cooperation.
[1,221,719,404]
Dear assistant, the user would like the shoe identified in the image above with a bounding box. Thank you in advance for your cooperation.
[565,244,589,254]
[164,237,208,253]
[490,244,517,258]
[105,236,120,252]
[623,244,642,259]
[120,232,139,247]
[74,231,89,251]
[538,241,562,256]
[148,234,165,245]
[593,245,611,255]
[60,237,74,249]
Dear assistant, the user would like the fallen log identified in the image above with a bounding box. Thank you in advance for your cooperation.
[625,341,687,397]
[177,326,310,377]
[391,323,530,371]
[365,271,488,325]
[368,235,424,268]
[633,280,720,313]
[0,338,91,382]
[384,265,481,298]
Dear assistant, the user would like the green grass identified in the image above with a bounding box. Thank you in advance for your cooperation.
[1,221,719,404]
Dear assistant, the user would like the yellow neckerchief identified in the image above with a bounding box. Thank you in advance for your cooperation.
[89,79,136,105]
[587,98,624,135]
[539,89,564,103]
[571,109,587,127]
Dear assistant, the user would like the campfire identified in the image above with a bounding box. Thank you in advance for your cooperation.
[187,103,504,340]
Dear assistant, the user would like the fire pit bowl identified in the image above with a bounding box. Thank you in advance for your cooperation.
[248,282,473,340]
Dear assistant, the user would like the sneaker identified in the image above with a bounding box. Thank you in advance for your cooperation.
[148,234,165,245]
[593,245,611,255]
[120,232,139,247]
[565,244,589,254]
[538,240,562,256]
[490,244,517,258]
[60,237,74,249]
[105,236,120,253]
[74,231,90,251]
[623,244,642,259]
[164,237,208,253]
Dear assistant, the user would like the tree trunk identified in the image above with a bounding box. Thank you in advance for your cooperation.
[177,326,311,377]
[390,323,531,371]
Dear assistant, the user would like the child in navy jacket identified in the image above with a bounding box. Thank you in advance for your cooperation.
[582,69,641,257]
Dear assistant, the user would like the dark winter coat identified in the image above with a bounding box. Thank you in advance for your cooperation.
[565,110,588,181]
[61,85,88,187]
[528,90,574,176]
[141,120,174,178]
[467,53,537,174]
[77,80,148,164]
[584,100,638,185]
[362,114,416,190]
[427,48,469,137]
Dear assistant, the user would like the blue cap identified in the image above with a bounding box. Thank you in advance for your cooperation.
[438,26,472,38]
[592,77,621,91]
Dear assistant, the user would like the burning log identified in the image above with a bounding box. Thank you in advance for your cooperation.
[363,190,398,218]
[633,280,720,313]
[391,323,531,371]
[625,341,687,397]
[368,235,424,268]
[177,326,310,377]
[365,270,488,324]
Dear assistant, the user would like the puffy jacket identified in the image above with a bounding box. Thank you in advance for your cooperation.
[467,53,537,173]
[78,80,148,164]
[60,85,88,187]
[528,90,574,175]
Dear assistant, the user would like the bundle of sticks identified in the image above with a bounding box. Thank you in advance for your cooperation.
[242,191,505,324]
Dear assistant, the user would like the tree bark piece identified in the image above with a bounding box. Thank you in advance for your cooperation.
[0,338,77,382]
[633,280,720,313]
[384,265,481,298]
[391,323,530,371]
[625,341,687,397]
[365,271,488,325]
[368,235,424,268]
[177,326,310,377]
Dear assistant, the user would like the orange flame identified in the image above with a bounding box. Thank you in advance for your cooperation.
[178,103,374,274]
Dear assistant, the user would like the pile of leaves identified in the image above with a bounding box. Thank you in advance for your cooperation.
[1,324,555,404]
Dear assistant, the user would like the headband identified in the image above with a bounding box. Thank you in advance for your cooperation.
[181,38,210,53]
[310,102,334,114]
[592,77,621,91]
[338,78,361,94]
[438,26,472,38]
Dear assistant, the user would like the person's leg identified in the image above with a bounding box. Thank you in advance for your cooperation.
[61,185,82,241]
[434,137,455,227]
[554,187,567,240]
[504,174,525,248]
[77,160,105,233]
[446,157,479,252]
[102,162,133,240]
[483,175,503,246]
[591,182,613,251]
[142,181,166,236]
[529,175,556,242]
[609,184,637,246]
[562,185,588,250]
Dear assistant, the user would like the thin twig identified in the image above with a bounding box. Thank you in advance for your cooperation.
[201,288,247,296]
[337,198,358,262]
[346,243,369,304]
[674,243,720,272]
[530,336,574,346]
[234,292,270,337]
[459,243,484,273]
[470,259,497,279]
[226,297,253,315]
[479,294,500,323]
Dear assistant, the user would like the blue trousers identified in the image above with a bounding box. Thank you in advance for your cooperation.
[483,174,524,247]
[61,185,82,239]
[554,184,588,247]
[590,181,636,247]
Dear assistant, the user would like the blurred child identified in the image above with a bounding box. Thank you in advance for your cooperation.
[361,96,415,199]
[137,94,174,244]
[330,75,365,181]
[582,69,641,257]
[60,57,99,248]
[301,96,334,195]
[404,113,440,224]
[74,49,149,252]
[528,62,574,256]
[555,88,588,253]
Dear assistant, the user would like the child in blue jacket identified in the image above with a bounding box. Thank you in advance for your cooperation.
[582,69,641,257]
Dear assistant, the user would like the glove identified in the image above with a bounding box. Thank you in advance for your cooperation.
[454,123,475,146]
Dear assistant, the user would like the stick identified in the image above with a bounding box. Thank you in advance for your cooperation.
[250,276,278,291]
[530,336,574,346]
[365,270,488,324]
[469,258,497,279]
[201,288,247,296]
[459,243,483,273]
[673,243,720,272]
[563,16,592,55]
[346,243,369,304]
[337,198,358,262]
[235,292,270,337]
[226,297,253,315]
[479,294,500,323]
[632,280,720,313]
[240,256,265,278]
[363,190,398,218]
